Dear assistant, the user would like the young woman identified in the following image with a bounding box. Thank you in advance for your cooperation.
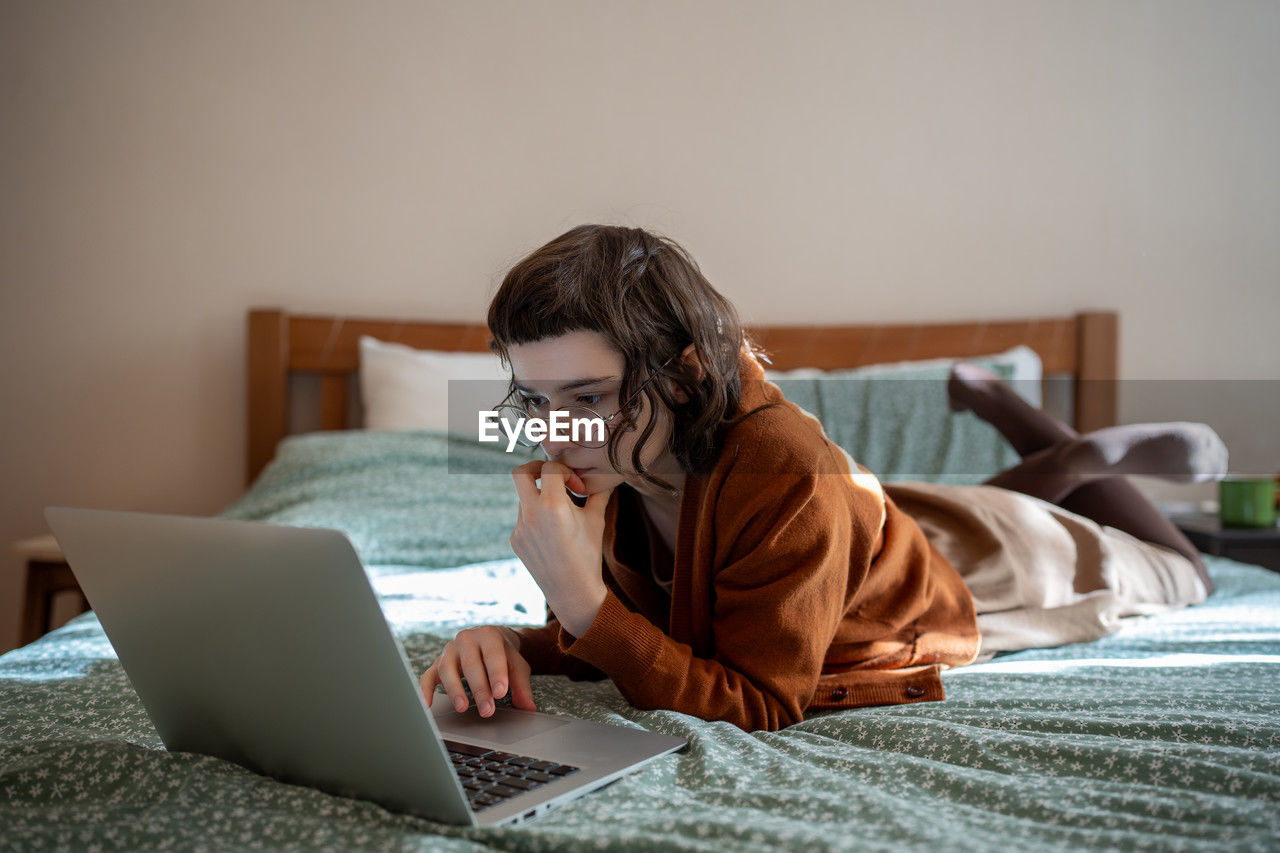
[419,224,1224,732]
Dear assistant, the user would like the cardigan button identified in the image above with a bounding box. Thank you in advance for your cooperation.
[905,686,925,698]
[830,687,849,700]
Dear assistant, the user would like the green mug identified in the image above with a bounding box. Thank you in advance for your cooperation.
[1218,477,1278,528]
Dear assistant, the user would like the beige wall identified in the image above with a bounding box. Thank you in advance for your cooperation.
[2,1,1277,652]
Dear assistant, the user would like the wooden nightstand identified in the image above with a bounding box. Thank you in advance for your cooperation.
[13,534,89,646]
[1170,513,1280,574]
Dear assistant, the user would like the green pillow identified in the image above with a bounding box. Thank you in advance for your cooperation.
[766,347,1041,484]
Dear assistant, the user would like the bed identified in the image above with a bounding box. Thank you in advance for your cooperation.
[2,309,1277,851]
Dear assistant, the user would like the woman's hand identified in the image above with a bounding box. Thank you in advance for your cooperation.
[419,625,535,717]
[510,459,613,638]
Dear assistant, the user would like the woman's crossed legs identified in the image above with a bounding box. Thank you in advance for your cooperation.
[947,364,1227,594]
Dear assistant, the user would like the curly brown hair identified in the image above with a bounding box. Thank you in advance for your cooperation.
[487,224,754,492]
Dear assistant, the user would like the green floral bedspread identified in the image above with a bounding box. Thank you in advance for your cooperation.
[220,431,529,569]
[3,432,1278,851]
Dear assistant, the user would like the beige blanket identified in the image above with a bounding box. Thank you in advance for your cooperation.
[886,482,1207,659]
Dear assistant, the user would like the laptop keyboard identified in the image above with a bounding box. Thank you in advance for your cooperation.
[443,739,580,811]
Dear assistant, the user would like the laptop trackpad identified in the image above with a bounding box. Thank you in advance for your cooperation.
[432,706,571,746]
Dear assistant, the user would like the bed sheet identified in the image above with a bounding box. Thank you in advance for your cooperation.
[2,556,1278,851]
[3,430,1278,851]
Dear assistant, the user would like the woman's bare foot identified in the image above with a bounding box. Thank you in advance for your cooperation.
[947,363,1076,457]
[947,362,998,414]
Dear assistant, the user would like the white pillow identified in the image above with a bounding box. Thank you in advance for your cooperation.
[358,336,510,435]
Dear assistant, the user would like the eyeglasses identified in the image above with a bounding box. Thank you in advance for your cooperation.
[490,358,674,450]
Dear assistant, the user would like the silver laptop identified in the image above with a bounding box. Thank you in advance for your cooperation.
[44,507,685,827]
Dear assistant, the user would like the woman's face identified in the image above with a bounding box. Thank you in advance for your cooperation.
[505,330,680,498]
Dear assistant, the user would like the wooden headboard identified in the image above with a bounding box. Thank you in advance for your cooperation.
[246,309,1118,485]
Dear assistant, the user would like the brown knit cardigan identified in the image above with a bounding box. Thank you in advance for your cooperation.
[517,354,980,731]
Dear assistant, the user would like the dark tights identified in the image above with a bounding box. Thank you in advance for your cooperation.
[947,364,1226,593]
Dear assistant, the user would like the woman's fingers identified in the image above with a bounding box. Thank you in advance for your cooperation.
[418,662,441,706]
[432,642,471,713]
[564,469,588,497]
[455,633,497,717]
[584,485,612,518]
[421,628,538,716]
[475,629,511,704]
[511,460,544,505]
[507,649,537,711]
[537,460,570,503]
[512,458,589,507]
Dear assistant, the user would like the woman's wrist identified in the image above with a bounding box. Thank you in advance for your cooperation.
[559,583,608,639]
